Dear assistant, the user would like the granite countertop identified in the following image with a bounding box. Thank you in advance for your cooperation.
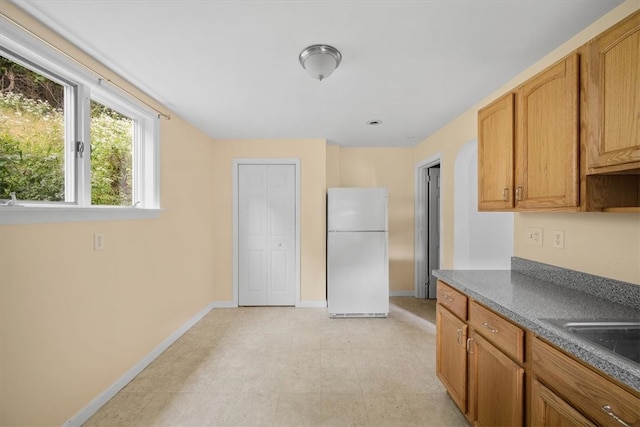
[433,265,640,393]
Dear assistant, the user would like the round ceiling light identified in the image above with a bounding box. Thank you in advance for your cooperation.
[299,44,342,81]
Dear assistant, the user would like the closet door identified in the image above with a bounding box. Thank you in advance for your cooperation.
[238,164,296,306]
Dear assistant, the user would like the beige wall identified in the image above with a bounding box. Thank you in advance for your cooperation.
[326,144,341,188]
[337,148,415,292]
[414,113,477,270]
[0,3,218,426]
[211,139,328,303]
[414,0,640,284]
[0,120,218,425]
[210,142,416,302]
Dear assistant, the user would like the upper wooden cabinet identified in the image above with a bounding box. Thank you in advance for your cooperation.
[479,9,640,212]
[478,53,579,211]
[478,93,515,210]
[586,10,640,173]
[516,54,580,209]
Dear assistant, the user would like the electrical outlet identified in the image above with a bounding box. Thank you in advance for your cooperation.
[553,230,565,249]
[527,227,543,246]
[94,233,105,251]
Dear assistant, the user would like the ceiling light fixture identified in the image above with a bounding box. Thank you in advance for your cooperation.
[299,44,342,81]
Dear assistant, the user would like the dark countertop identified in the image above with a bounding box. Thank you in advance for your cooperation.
[433,268,640,392]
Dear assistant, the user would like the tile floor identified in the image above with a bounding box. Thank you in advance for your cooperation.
[83,297,468,427]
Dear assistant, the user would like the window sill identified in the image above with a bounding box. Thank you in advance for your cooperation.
[0,206,162,225]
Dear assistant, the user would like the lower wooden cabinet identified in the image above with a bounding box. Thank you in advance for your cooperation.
[531,379,596,427]
[468,331,524,427]
[436,281,525,425]
[436,303,468,411]
[435,279,640,426]
[531,337,640,427]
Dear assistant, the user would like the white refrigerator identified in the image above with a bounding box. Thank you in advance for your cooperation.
[327,187,389,317]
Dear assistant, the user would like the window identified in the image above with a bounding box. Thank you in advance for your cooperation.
[89,100,133,206]
[0,55,69,203]
[0,16,160,224]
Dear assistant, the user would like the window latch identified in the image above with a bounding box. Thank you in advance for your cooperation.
[76,141,85,158]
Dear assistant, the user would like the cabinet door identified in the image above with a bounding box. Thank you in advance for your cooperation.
[532,337,640,427]
[516,53,579,209]
[587,10,640,172]
[531,379,596,427]
[468,331,524,427]
[478,93,515,211]
[436,303,468,412]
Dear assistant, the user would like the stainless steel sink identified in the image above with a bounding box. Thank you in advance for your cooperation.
[542,319,640,366]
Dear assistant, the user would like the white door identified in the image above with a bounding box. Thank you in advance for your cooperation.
[238,164,296,306]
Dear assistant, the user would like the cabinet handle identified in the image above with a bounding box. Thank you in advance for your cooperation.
[482,322,498,333]
[443,294,454,303]
[466,337,474,354]
[601,405,631,427]
[515,187,522,201]
[456,328,462,344]
[502,188,509,202]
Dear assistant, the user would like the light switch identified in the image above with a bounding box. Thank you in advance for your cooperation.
[527,227,543,246]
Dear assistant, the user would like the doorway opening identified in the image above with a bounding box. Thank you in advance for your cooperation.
[415,155,441,299]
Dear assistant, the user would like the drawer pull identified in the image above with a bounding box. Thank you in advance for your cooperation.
[442,294,454,302]
[466,337,474,354]
[601,405,631,427]
[456,328,462,344]
[482,322,498,333]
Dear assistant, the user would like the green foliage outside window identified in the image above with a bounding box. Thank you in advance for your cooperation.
[90,101,133,206]
[0,56,133,205]
[0,91,65,201]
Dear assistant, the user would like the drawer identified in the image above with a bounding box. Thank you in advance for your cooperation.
[436,280,467,320]
[468,301,524,363]
[532,337,640,427]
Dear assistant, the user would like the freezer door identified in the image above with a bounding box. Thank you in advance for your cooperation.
[327,231,389,316]
[328,187,387,232]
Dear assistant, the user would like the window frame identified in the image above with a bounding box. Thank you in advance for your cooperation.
[0,16,160,225]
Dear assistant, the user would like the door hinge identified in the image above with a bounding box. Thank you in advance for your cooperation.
[76,141,85,158]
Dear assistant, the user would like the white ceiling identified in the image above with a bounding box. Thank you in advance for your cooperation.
[12,0,624,147]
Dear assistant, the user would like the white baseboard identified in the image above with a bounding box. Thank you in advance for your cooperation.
[213,300,326,308]
[296,300,327,308]
[390,291,415,297]
[63,302,215,427]
[211,300,237,308]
